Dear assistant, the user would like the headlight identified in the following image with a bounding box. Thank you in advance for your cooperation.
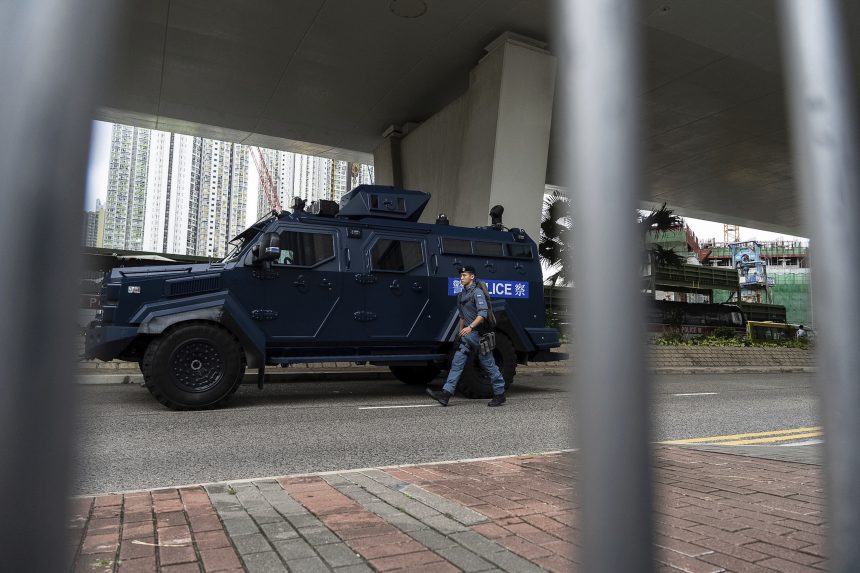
[96,306,116,323]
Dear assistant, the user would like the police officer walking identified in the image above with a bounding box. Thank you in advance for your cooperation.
[427,266,507,407]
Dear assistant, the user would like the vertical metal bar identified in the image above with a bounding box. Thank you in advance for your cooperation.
[0,1,121,570]
[779,2,860,571]
[560,1,654,572]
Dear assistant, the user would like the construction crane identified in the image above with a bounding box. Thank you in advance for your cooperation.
[249,146,282,213]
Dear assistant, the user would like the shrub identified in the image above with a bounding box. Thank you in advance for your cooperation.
[654,332,684,345]
[689,335,745,347]
[712,326,739,339]
[649,335,813,349]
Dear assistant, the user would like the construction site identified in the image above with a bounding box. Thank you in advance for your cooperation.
[647,223,812,326]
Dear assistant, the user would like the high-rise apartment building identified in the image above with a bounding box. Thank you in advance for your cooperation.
[103,125,150,250]
[332,161,350,201]
[290,153,333,205]
[143,133,203,255]
[97,122,373,255]
[330,162,375,202]
[142,131,171,253]
[102,125,247,258]
[254,151,368,217]
[95,201,105,248]
[197,141,248,258]
[81,199,103,248]
[256,148,297,217]
[185,137,205,255]
[356,163,375,188]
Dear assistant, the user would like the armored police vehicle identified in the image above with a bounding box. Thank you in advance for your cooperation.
[85,185,562,409]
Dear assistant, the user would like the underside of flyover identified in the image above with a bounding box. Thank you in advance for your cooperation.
[101,0,860,235]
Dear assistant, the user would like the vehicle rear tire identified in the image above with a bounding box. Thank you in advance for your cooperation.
[142,323,244,410]
[454,331,517,399]
[389,364,442,385]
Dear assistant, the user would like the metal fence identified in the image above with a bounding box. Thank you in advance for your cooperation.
[0,1,123,571]
[781,2,860,570]
[1,1,858,571]
[562,1,859,572]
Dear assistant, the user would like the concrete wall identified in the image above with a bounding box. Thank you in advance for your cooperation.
[649,346,814,369]
[399,95,469,224]
[533,344,815,372]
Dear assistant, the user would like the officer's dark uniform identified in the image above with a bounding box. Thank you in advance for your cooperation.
[427,267,506,406]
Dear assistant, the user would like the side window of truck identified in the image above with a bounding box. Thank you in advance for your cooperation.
[275,230,335,267]
[370,239,424,272]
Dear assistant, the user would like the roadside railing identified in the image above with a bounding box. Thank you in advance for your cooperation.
[562,1,859,572]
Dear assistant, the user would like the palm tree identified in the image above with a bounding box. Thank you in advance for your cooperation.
[538,196,685,285]
[539,190,572,286]
[638,202,686,268]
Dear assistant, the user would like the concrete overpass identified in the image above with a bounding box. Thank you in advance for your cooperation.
[99,0,860,238]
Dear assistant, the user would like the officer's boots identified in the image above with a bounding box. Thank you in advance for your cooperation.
[488,394,506,407]
[426,387,452,406]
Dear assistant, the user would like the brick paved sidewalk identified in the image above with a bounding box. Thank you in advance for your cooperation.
[69,447,827,572]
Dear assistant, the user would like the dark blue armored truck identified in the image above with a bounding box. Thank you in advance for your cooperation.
[85,185,562,409]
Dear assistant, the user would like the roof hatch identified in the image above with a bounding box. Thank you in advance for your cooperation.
[338,185,430,222]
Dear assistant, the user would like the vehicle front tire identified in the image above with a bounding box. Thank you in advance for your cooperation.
[142,323,244,410]
[454,331,517,399]
[389,364,442,385]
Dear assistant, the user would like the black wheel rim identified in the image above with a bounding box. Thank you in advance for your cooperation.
[169,338,225,393]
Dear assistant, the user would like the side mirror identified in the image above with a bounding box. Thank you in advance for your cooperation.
[252,232,280,265]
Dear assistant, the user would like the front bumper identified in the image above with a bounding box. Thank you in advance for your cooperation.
[84,323,139,361]
[524,327,561,350]
[529,349,569,362]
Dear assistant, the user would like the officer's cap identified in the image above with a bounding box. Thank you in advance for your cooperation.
[460,265,477,275]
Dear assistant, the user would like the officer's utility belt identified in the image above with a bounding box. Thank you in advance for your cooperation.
[479,331,496,355]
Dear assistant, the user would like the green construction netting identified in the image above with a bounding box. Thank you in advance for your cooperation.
[714,270,811,326]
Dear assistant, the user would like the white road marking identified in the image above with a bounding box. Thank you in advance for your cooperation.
[672,392,718,397]
[783,439,824,446]
[358,404,438,410]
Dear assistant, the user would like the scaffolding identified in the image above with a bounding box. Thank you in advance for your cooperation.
[713,269,811,325]
[704,240,809,266]
[723,223,740,243]
[647,231,813,325]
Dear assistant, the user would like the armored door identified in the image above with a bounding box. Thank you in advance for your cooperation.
[257,226,344,346]
[363,234,432,340]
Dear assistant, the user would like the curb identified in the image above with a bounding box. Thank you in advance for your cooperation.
[73,449,576,498]
[651,366,816,374]
[75,365,816,384]
[76,370,397,386]
[76,373,141,385]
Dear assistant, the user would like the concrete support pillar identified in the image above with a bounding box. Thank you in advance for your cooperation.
[457,34,556,240]
[375,33,556,241]
[373,125,405,188]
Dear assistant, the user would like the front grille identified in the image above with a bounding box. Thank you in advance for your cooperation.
[165,275,223,297]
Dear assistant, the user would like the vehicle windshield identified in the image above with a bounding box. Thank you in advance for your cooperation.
[220,211,278,263]
[221,237,246,263]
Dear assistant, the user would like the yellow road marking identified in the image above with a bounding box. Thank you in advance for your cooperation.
[663,426,822,445]
[718,431,823,445]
